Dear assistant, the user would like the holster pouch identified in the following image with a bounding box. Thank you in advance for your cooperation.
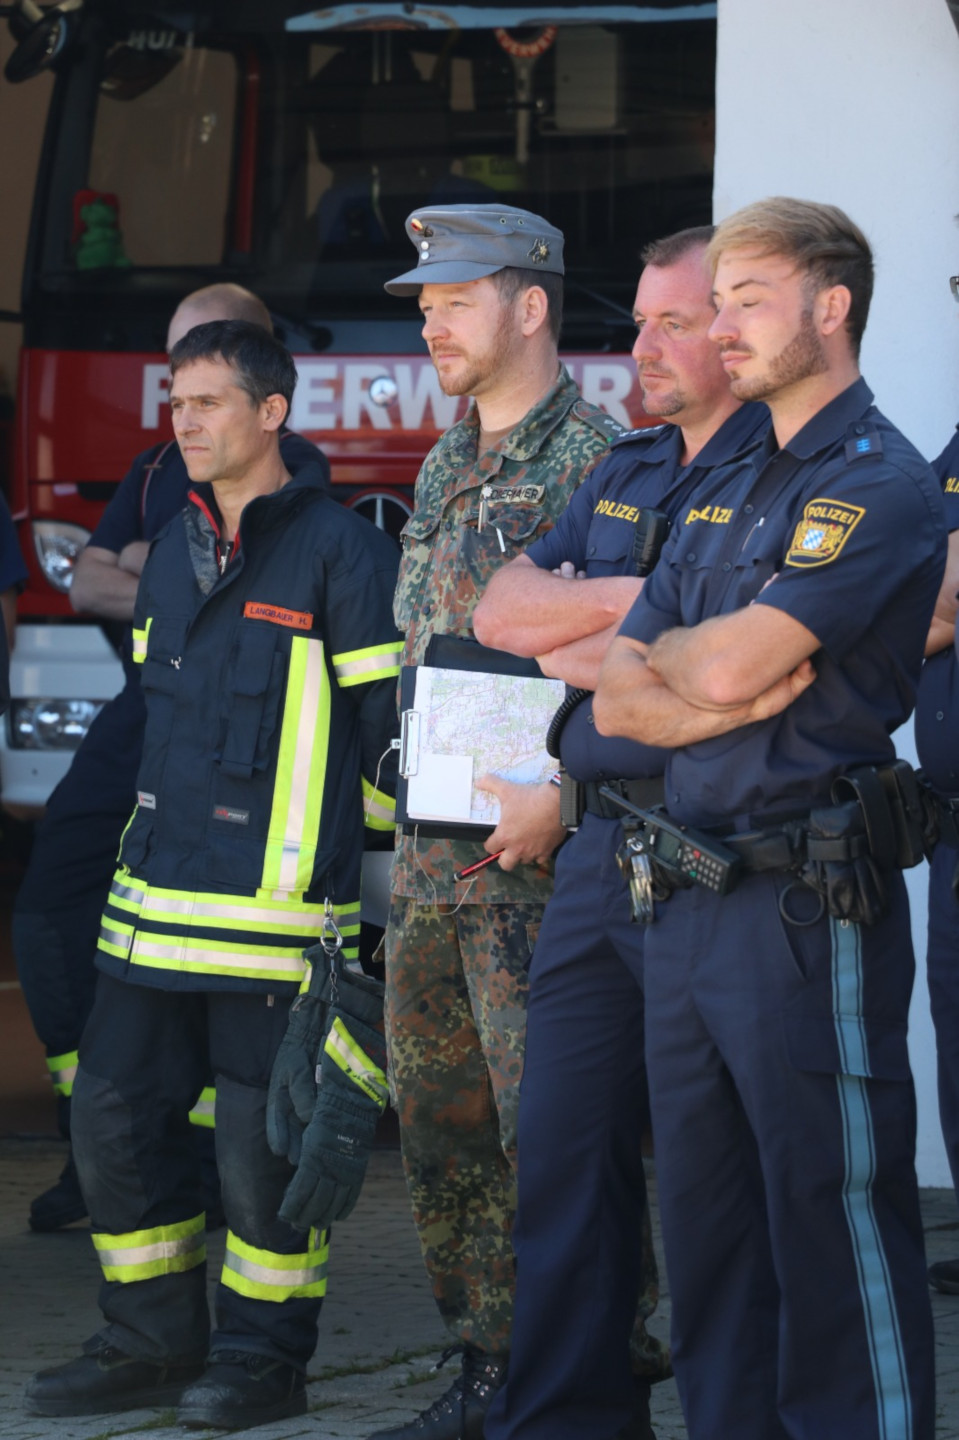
[833,761,928,869]
[558,768,584,829]
[800,800,888,925]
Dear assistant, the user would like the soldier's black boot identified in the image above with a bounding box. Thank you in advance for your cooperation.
[367,1344,507,1440]
[28,1150,88,1232]
[25,1339,204,1416]
[176,1350,306,1430]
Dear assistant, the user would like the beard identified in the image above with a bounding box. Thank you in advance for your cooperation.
[638,370,685,418]
[431,303,516,397]
[728,308,828,402]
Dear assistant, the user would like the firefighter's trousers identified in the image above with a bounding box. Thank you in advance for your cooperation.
[72,974,327,1370]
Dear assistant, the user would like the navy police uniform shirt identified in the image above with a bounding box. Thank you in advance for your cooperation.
[914,426,959,795]
[525,403,769,784]
[620,378,947,829]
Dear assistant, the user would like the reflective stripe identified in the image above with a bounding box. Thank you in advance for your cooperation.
[262,635,329,893]
[362,777,396,832]
[332,641,402,688]
[131,616,153,665]
[189,1086,216,1130]
[93,1213,206,1283]
[129,935,311,982]
[325,1016,388,1108]
[47,1049,78,1098]
[99,871,364,980]
[831,919,912,1440]
[220,1227,329,1302]
[98,921,134,960]
[107,873,360,933]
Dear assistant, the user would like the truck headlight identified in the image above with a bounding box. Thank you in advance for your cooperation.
[8,698,104,750]
[31,521,91,592]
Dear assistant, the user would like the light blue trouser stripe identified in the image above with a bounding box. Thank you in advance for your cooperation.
[831,918,912,1440]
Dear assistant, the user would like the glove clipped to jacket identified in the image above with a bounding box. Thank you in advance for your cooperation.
[266,958,334,1166]
[267,939,388,1233]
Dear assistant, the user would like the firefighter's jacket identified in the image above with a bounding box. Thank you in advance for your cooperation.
[96,462,401,994]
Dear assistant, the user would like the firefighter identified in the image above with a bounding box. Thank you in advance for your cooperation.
[24,320,401,1430]
[13,285,328,1232]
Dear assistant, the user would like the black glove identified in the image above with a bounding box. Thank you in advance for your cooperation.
[278,960,387,1232]
[266,955,333,1166]
[800,803,887,926]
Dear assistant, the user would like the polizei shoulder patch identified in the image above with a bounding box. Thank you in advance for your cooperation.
[785,496,866,568]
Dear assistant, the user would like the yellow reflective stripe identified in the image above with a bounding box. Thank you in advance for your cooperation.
[262,635,329,893]
[325,1016,388,1108]
[93,1213,206,1283]
[131,616,153,666]
[129,934,310,982]
[47,1050,78,1097]
[332,641,402,688]
[220,1227,329,1302]
[361,777,396,832]
[98,920,134,960]
[108,875,359,932]
[189,1086,216,1129]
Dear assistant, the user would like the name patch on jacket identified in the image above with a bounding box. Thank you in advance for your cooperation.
[213,805,250,825]
[785,497,865,568]
[945,476,959,493]
[489,484,545,505]
[244,601,313,631]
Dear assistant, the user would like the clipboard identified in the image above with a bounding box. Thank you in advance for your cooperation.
[396,640,564,840]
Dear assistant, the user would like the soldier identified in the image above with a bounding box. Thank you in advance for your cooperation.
[372,204,662,1440]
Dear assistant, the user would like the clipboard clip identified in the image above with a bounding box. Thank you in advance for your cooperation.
[399,709,421,777]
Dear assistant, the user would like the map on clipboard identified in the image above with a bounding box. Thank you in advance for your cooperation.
[397,664,565,839]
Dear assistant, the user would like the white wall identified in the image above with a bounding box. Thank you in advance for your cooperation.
[715,0,959,1187]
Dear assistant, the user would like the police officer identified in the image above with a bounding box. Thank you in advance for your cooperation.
[475,227,769,1440]
[374,204,644,1440]
[594,198,941,1440]
[13,285,328,1232]
[24,321,400,1429]
[915,325,959,1294]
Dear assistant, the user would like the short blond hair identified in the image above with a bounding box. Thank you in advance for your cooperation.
[707,197,873,356]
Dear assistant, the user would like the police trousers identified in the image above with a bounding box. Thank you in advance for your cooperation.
[485,814,666,1440]
[926,839,959,1198]
[72,974,326,1370]
[385,896,536,1356]
[642,870,934,1440]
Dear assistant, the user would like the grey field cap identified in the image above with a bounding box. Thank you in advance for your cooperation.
[384,203,565,296]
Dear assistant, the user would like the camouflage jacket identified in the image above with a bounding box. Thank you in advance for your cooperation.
[391,366,621,905]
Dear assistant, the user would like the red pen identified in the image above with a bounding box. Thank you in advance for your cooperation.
[453,850,504,882]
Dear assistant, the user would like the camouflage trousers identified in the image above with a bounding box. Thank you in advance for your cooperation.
[385,896,534,1356]
[385,895,667,1377]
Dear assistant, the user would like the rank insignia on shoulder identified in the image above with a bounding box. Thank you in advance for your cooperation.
[612,423,667,447]
[572,402,625,439]
[843,421,883,463]
[785,496,866,568]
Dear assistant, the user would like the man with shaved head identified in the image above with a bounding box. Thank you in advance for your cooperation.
[13,286,329,1233]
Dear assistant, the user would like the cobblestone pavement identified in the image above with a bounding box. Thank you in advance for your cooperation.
[1,1139,957,1438]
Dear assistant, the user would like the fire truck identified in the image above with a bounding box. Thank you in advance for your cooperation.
[0,0,716,807]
